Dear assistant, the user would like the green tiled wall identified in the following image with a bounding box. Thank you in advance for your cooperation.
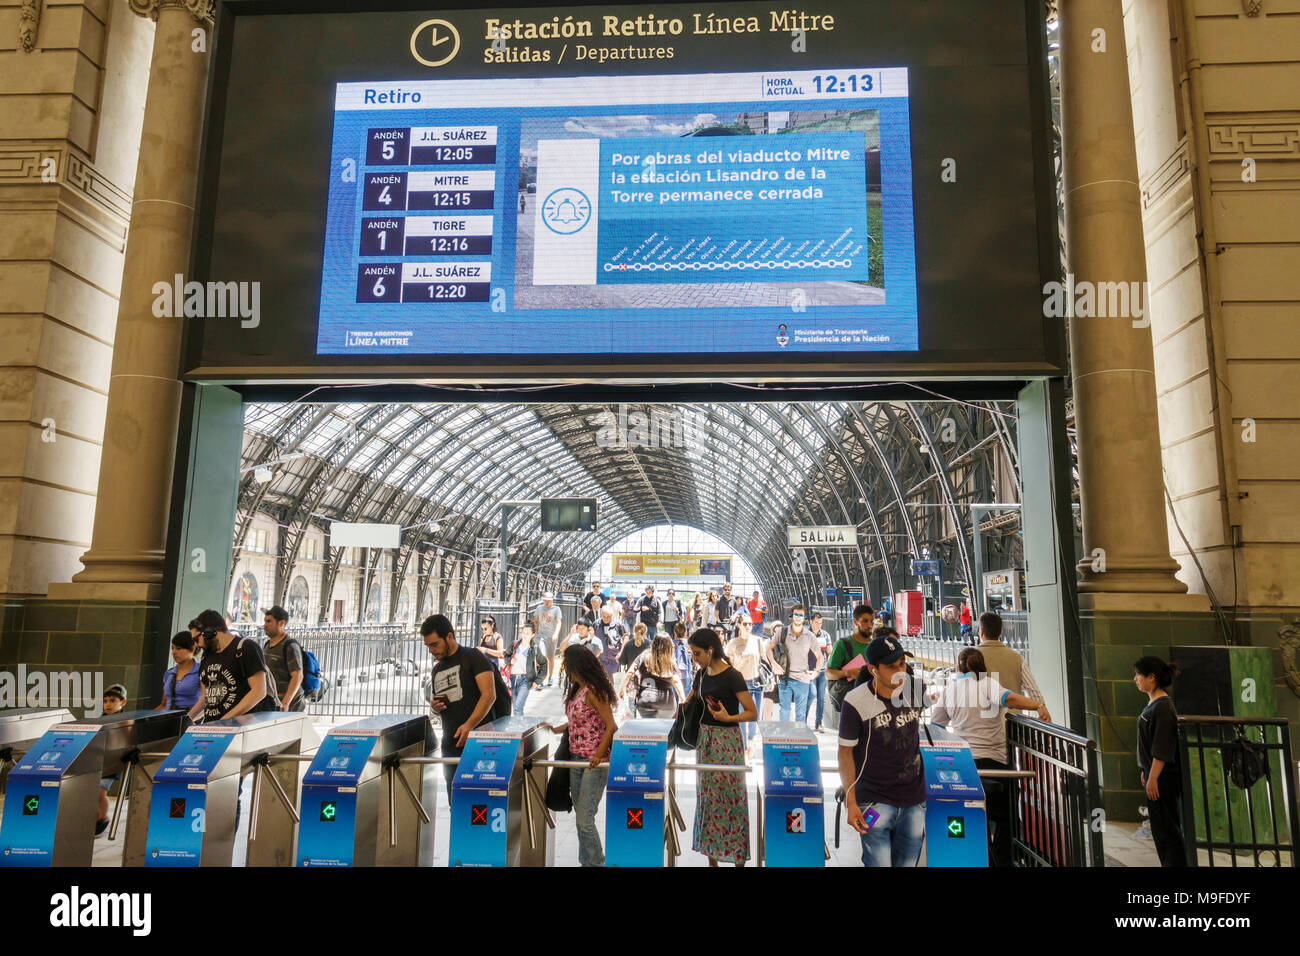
[0,598,167,716]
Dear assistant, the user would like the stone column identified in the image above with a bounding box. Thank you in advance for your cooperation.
[1059,0,1203,611]
[50,0,213,601]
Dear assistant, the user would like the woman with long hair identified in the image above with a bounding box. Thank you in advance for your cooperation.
[681,627,755,866]
[621,635,684,718]
[705,590,720,627]
[725,613,765,757]
[1133,656,1185,866]
[551,644,617,866]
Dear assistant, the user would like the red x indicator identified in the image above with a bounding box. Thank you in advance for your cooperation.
[626,807,644,830]
[470,804,488,826]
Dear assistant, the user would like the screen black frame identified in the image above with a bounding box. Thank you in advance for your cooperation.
[183,0,1064,387]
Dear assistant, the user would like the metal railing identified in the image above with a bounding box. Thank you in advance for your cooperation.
[1178,715,1297,867]
[1006,714,1105,867]
[904,612,1029,670]
[292,623,428,716]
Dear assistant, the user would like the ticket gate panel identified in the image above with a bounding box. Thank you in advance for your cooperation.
[758,722,825,868]
[298,714,434,867]
[0,728,102,866]
[144,711,318,867]
[606,719,671,868]
[1,709,187,867]
[920,728,988,867]
[0,707,75,794]
[449,716,550,868]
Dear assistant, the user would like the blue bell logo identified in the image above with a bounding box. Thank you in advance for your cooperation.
[542,187,592,235]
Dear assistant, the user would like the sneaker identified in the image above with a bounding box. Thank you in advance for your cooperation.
[95,818,109,836]
[814,724,825,734]
[545,681,554,687]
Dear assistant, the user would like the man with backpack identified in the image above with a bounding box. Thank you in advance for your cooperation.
[186,608,279,723]
[825,603,876,732]
[635,584,662,640]
[262,605,305,711]
[421,613,504,795]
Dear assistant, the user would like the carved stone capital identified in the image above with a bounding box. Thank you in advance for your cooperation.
[19,0,42,52]
[128,0,215,25]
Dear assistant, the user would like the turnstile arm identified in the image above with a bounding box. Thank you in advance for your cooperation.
[248,754,300,842]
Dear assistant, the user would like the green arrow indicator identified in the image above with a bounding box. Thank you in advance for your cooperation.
[23,795,40,815]
[320,801,337,821]
[947,816,965,838]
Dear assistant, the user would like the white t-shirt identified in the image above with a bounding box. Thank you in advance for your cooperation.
[929,674,1014,763]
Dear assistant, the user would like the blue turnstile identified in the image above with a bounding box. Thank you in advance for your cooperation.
[605,719,672,867]
[1,709,186,867]
[758,722,825,867]
[296,714,434,867]
[448,716,551,867]
[920,726,988,866]
[144,711,317,867]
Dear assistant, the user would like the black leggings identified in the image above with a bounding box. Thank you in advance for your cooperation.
[974,757,1012,866]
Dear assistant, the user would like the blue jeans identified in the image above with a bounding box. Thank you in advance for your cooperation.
[753,621,764,636]
[510,675,532,715]
[778,678,812,723]
[569,765,608,866]
[811,670,827,727]
[743,679,764,744]
[859,802,925,867]
[645,624,657,641]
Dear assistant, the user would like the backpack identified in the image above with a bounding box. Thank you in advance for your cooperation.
[236,638,279,712]
[289,638,322,695]
[827,637,857,707]
[635,663,674,707]
[488,661,512,721]
[771,636,791,678]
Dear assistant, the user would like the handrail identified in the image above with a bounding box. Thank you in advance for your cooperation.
[1179,714,1290,727]
[1006,713,1096,749]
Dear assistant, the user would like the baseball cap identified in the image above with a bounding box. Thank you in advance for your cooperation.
[866,633,910,667]
[263,605,289,621]
[542,591,555,600]
[104,683,127,700]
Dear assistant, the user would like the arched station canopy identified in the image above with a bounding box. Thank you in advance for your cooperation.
[234,400,1068,619]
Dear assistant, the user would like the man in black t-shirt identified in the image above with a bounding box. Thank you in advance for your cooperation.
[636,584,662,640]
[422,613,497,795]
[187,608,277,724]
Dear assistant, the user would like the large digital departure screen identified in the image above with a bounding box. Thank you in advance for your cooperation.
[188,0,1061,381]
[319,69,916,355]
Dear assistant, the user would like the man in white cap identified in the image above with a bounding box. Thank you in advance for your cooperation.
[537,592,563,689]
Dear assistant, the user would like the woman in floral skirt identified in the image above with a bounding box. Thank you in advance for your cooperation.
[683,627,757,866]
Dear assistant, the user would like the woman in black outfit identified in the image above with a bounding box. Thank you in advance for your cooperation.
[1133,656,1186,866]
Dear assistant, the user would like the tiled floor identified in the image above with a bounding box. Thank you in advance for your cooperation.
[3,682,1166,867]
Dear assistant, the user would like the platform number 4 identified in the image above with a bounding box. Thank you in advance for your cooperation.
[785,808,806,834]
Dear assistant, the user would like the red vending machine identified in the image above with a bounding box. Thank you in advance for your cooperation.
[893,590,924,636]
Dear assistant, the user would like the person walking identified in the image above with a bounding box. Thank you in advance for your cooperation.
[620,635,684,719]
[618,622,651,674]
[422,614,497,797]
[671,621,694,697]
[976,611,1051,722]
[478,615,506,671]
[746,591,768,636]
[826,603,876,732]
[808,611,832,733]
[928,647,1046,865]
[552,645,617,866]
[775,605,818,724]
[725,613,765,757]
[837,630,927,867]
[537,592,564,688]
[636,584,662,641]
[661,588,683,636]
[508,622,542,716]
[681,627,756,866]
[1134,656,1186,867]
[959,601,973,641]
[156,631,201,712]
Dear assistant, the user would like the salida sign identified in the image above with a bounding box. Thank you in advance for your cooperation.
[787,525,858,547]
